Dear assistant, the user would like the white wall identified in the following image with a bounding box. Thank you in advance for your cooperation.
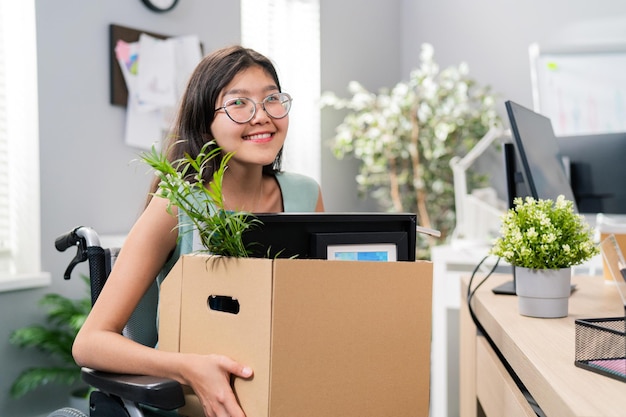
[401,0,626,115]
[320,0,403,212]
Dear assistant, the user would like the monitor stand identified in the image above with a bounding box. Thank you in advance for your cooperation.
[492,279,516,295]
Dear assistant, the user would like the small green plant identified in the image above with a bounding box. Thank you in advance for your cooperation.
[490,195,599,269]
[141,141,261,257]
[9,275,90,398]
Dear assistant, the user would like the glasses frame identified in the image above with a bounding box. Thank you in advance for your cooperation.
[214,92,293,124]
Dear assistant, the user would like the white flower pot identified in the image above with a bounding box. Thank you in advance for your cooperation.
[515,266,572,318]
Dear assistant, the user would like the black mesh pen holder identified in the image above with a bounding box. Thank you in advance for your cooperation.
[575,317,626,382]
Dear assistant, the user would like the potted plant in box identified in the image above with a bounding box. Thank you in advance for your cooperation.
[490,195,599,318]
[141,140,260,257]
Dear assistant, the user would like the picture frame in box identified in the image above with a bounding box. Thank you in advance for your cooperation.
[313,232,406,261]
[240,212,424,261]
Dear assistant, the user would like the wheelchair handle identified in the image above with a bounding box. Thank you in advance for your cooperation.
[55,226,101,251]
[55,226,107,305]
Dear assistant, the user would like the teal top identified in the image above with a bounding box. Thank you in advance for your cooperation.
[157,171,319,285]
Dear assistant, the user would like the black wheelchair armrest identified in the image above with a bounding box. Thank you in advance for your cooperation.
[82,367,185,411]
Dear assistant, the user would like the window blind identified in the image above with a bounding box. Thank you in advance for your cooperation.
[0,0,46,285]
[241,0,321,183]
[0,0,11,264]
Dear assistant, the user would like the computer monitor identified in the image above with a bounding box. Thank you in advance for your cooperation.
[497,101,579,295]
[505,100,578,208]
[241,213,418,261]
[500,101,626,293]
[556,133,626,215]
[504,100,626,215]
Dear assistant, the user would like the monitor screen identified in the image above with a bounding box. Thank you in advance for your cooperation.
[505,100,578,209]
[241,213,418,261]
[556,133,626,214]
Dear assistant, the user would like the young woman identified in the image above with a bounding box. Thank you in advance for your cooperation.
[72,45,324,417]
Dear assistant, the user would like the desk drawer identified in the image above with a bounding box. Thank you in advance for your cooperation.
[476,336,536,417]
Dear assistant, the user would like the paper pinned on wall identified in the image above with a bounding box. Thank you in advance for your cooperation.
[171,35,203,98]
[114,33,202,150]
[123,92,166,151]
[137,34,177,108]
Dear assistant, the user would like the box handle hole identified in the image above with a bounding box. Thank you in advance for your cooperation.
[208,295,240,314]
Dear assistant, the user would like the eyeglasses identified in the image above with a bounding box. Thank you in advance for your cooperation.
[215,92,293,124]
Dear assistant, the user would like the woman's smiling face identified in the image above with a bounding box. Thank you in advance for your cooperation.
[211,65,288,168]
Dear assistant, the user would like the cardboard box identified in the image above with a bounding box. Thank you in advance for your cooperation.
[159,255,432,417]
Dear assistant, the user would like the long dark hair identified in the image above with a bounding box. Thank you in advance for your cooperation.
[148,45,284,198]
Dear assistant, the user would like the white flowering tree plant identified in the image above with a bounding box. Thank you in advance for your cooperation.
[321,43,501,258]
[490,195,599,269]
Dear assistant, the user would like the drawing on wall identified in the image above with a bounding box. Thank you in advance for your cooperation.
[530,43,626,137]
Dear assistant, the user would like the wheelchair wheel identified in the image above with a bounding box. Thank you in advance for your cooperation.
[46,407,88,417]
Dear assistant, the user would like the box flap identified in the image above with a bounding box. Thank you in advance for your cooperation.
[268,259,433,417]
[176,255,274,417]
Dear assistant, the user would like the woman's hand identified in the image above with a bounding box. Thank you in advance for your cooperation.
[184,353,253,417]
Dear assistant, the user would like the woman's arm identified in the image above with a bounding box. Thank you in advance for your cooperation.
[72,196,252,417]
[73,196,177,371]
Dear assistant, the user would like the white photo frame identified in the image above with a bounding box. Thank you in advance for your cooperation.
[327,243,398,262]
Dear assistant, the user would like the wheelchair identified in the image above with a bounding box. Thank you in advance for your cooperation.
[47,226,185,417]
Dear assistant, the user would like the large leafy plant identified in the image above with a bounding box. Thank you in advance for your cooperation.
[490,195,598,269]
[141,141,260,257]
[322,43,501,257]
[9,275,90,398]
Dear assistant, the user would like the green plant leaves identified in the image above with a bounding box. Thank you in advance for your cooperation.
[9,274,91,398]
[9,326,75,365]
[141,141,261,258]
[39,293,91,333]
[490,195,599,269]
[10,367,81,399]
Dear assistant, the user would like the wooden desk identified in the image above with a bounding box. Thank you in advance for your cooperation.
[460,274,626,417]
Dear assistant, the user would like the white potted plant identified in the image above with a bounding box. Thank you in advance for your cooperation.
[321,43,502,258]
[490,195,599,318]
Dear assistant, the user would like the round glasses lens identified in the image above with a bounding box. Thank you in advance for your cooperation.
[224,98,255,123]
[263,93,292,119]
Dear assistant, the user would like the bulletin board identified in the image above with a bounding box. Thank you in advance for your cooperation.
[529,43,626,136]
[109,24,169,107]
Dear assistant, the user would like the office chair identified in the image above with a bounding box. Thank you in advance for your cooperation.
[47,226,185,417]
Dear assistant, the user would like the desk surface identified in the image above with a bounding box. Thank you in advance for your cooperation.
[464,273,626,417]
